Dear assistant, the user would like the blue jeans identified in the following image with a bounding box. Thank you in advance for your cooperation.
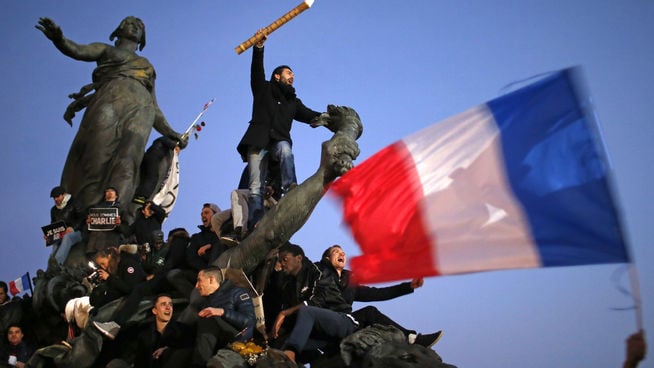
[246,141,297,228]
[283,305,357,354]
[52,230,82,265]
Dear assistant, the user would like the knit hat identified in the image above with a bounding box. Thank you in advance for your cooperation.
[203,203,221,214]
[50,186,66,198]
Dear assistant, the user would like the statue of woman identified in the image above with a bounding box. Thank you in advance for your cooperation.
[36,17,187,215]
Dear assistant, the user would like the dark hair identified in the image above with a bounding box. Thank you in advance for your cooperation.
[279,242,305,257]
[200,267,224,284]
[0,281,7,294]
[168,227,189,239]
[105,186,119,199]
[6,323,22,331]
[95,246,120,274]
[271,65,292,81]
[110,16,146,51]
[153,293,172,304]
[321,245,342,261]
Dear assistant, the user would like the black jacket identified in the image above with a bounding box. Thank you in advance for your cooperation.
[316,260,414,307]
[134,319,194,368]
[90,244,147,308]
[237,46,320,160]
[185,225,223,271]
[50,194,85,231]
[202,280,255,341]
[126,202,166,245]
[280,258,322,310]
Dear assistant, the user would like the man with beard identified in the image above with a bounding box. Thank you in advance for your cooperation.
[236,29,325,230]
[167,203,224,298]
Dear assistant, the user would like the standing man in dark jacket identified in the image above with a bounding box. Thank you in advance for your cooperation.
[236,30,324,230]
[191,267,255,367]
[48,186,85,265]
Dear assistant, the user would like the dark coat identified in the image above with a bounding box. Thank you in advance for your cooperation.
[0,341,34,365]
[50,194,85,231]
[316,261,414,307]
[202,281,255,341]
[134,319,194,368]
[185,226,223,272]
[236,46,320,160]
[127,203,166,245]
[280,258,322,310]
[90,244,147,308]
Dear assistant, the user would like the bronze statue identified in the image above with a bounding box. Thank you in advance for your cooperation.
[36,17,187,215]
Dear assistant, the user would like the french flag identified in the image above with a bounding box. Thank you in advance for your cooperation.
[331,68,629,284]
[9,273,31,296]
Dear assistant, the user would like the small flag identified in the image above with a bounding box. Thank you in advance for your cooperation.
[331,68,629,284]
[8,273,31,296]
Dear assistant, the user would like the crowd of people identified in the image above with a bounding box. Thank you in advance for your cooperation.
[0,18,644,368]
[9,25,443,367]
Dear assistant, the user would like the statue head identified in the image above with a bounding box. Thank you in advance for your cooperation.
[110,16,146,51]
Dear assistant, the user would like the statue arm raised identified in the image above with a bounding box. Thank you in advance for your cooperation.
[36,17,107,62]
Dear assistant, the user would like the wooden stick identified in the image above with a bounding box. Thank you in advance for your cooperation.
[235,0,315,55]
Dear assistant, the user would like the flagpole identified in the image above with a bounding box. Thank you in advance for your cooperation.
[627,263,643,331]
[26,272,34,296]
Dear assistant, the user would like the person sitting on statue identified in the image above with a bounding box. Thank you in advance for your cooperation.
[166,204,224,299]
[191,267,255,368]
[133,294,194,367]
[84,187,129,258]
[236,29,327,232]
[133,136,181,205]
[36,17,188,220]
[47,186,85,265]
[0,324,34,368]
[188,203,226,268]
[271,244,358,365]
[268,243,322,349]
[125,201,166,246]
[89,245,146,311]
[212,185,278,247]
[141,230,169,279]
[318,245,443,348]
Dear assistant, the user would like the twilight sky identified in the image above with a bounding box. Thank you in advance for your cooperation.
[1,1,652,367]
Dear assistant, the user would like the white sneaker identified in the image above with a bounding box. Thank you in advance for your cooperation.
[93,321,121,340]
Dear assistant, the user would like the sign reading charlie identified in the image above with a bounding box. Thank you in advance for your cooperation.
[41,221,67,246]
[88,208,119,231]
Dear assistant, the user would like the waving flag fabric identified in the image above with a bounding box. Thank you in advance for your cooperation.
[9,273,31,296]
[152,150,180,216]
[331,68,629,284]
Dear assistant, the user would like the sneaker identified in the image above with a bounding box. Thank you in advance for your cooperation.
[220,235,240,247]
[93,321,121,340]
[414,330,443,348]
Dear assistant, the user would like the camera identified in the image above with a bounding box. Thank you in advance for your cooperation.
[86,261,102,286]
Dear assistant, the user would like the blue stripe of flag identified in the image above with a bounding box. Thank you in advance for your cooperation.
[487,68,629,266]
